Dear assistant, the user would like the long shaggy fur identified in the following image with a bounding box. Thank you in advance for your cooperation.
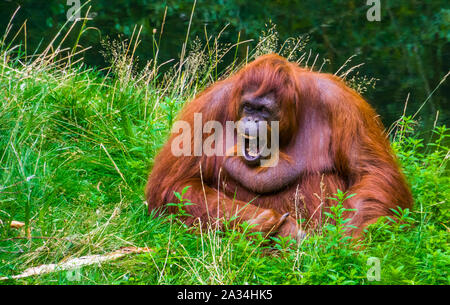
[146,54,413,237]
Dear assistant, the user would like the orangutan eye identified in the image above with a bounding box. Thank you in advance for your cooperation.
[243,104,254,113]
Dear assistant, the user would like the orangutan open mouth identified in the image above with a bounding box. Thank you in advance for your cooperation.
[241,133,265,165]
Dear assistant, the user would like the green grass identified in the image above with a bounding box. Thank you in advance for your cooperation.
[0,20,449,285]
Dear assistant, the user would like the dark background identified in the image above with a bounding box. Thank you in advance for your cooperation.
[1,0,448,129]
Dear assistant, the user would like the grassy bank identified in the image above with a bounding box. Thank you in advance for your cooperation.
[0,20,449,284]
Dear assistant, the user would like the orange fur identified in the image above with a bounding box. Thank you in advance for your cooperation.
[146,54,413,237]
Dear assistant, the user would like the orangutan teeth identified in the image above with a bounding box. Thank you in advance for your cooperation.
[240,133,257,140]
[247,149,259,157]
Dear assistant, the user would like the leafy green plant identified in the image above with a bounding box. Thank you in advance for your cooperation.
[166,186,195,218]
